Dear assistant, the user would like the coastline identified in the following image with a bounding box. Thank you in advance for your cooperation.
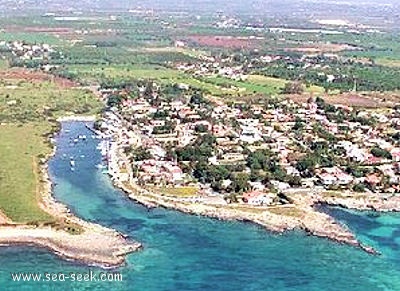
[112,178,378,255]
[0,117,141,269]
[101,114,386,255]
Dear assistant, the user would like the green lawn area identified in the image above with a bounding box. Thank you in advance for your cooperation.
[68,64,180,81]
[151,186,199,198]
[247,74,287,88]
[249,74,324,94]
[375,58,400,68]
[0,77,102,223]
[202,75,281,96]
[0,32,61,45]
[130,46,210,59]
[0,59,8,69]
[203,74,325,97]
[0,123,54,222]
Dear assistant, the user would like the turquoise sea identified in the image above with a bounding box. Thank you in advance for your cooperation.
[1,121,400,290]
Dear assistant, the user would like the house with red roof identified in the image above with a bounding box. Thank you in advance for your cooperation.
[365,174,382,187]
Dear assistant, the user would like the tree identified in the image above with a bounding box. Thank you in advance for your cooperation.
[143,81,154,98]
[282,81,304,95]
[292,117,305,131]
[353,183,365,192]
[128,146,152,161]
[230,173,250,193]
[195,124,208,133]
[107,94,123,107]
[247,149,273,171]
[296,156,317,173]
[371,147,392,159]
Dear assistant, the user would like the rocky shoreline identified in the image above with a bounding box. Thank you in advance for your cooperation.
[0,118,142,269]
[112,178,379,255]
[97,106,396,255]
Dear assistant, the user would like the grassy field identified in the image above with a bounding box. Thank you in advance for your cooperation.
[67,64,234,95]
[0,59,8,69]
[204,76,282,96]
[68,64,182,81]
[0,32,61,45]
[151,186,199,198]
[375,58,400,68]
[0,80,101,122]
[247,74,325,94]
[129,46,210,59]
[67,64,306,97]
[0,123,54,222]
[0,75,102,223]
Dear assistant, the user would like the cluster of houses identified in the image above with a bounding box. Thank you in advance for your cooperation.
[0,41,56,61]
[98,78,400,206]
[176,57,248,81]
[174,51,367,87]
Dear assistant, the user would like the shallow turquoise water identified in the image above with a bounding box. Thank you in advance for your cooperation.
[1,121,400,290]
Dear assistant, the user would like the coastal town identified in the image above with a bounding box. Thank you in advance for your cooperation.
[97,80,400,206]
[75,70,399,254]
[2,1,400,289]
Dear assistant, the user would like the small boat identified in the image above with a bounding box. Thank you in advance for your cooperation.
[70,167,75,171]
[73,139,79,143]
[96,164,106,169]
[70,160,75,167]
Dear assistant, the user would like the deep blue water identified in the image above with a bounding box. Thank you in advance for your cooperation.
[1,121,400,290]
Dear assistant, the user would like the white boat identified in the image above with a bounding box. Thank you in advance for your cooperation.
[70,160,75,167]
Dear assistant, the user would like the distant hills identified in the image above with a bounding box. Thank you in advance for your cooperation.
[0,0,398,31]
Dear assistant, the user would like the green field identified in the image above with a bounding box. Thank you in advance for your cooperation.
[0,78,102,223]
[0,123,54,222]
[0,32,61,45]
[375,58,400,68]
[0,59,8,69]
[0,80,101,122]
[150,186,199,198]
[66,64,310,97]
[66,64,234,95]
